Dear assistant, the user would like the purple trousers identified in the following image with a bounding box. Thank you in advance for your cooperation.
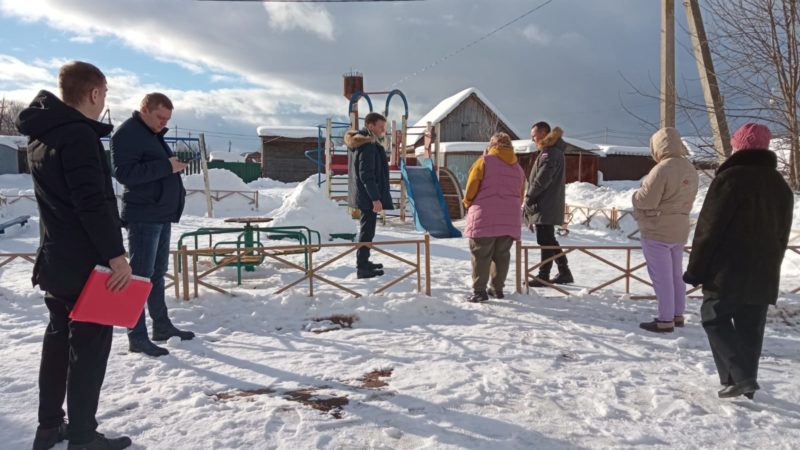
[641,238,687,322]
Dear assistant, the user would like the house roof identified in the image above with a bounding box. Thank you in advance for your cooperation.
[257,126,324,139]
[406,87,520,146]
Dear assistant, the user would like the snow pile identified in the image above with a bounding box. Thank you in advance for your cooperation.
[183,169,250,191]
[269,177,356,240]
[208,151,249,163]
[248,178,297,190]
[0,174,37,218]
[182,169,257,217]
[0,135,27,149]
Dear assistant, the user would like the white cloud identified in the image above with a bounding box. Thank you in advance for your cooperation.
[69,35,95,44]
[0,54,52,84]
[262,3,334,41]
[522,25,552,46]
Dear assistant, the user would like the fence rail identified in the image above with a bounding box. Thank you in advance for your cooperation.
[516,243,800,298]
[171,236,431,300]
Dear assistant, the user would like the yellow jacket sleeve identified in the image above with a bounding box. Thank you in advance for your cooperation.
[463,157,485,208]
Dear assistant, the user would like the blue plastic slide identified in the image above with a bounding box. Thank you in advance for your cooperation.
[400,159,462,239]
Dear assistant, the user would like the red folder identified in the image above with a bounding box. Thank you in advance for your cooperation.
[70,265,152,328]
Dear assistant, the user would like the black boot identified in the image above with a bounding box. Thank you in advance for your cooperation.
[551,268,574,285]
[487,287,504,299]
[33,422,68,450]
[129,338,169,357]
[528,274,550,288]
[718,379,760,399]
[357,268,384,279]
[639,319,675,333]
[366,261,384,270]
[466,291,489,303]
[67,433,132,450]
[152,326,195,342]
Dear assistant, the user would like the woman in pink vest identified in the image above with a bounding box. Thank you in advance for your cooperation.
[463,132,526,303]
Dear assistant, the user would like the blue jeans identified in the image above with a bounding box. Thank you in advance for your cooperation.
[126,222,173,341]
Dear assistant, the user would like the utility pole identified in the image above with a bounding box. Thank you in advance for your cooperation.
[683,0,731,161]
[660,0,676,128]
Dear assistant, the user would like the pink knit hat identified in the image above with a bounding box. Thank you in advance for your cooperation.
[731,123,772,152]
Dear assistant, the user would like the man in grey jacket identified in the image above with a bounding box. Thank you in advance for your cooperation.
[524,122,573,287]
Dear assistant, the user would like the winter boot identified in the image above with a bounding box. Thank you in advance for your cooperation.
[357,268,384,279]
[67,433,131,450]
[639,319,674,333]
[129,338,169,357]
[551,268,574,285]
[33,422,68,450]
[152,326,195,342]
[673,315,685,328]
[466,291,489,303]
[527,274,550,288]
[487,287,504,299]
[365,261,384,270]
[718,379,759,399]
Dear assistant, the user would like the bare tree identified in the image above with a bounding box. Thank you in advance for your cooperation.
[0,99,26,136]
[684,0,800,190]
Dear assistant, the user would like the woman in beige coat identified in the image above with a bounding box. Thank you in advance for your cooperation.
[633,127,699,333]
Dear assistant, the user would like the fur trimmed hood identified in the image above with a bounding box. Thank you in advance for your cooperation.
[536,127,564,150]
[344,129,376,149]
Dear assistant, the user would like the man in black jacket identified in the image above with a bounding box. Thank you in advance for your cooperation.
[344,112,394,279]
[684,123,794,400]
[525,122,573,287]
[16,61,132,450]
[112,93,193,357]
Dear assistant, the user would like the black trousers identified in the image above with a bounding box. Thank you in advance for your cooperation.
[357,209,378,269]
[701,293,769,386]
[535,224,569,276]
[38,293,113,444]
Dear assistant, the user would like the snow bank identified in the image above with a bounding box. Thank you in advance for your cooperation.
[248,178,298,190]
[0,135,27,149]
[182,169,257,217]
[270,178,356,240]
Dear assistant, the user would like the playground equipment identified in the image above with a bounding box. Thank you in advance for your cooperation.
[0,215,29,235]
[305,81,462,238]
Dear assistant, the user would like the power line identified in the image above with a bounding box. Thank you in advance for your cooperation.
[391,0,555,87]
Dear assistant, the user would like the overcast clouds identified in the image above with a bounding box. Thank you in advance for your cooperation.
[0,0,709,150]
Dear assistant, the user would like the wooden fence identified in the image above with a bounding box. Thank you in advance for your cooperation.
[171,236,431,300]
[516,243,800,299]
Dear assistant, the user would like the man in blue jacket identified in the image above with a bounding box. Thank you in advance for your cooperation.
[112,93,194,357]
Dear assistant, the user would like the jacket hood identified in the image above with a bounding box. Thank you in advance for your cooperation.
[344,128,377,151]
[15,90,113,139]
[536,127,564,150]
[487,146,518,164]
[650,127,688,163]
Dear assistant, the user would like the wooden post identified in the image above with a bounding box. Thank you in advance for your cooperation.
[307,243,314,297]
[524,248,529,295]
[180,246,190,301]
[515,240,522,294]
[434,123,442,179]
[684,0,732,161]
[416,242,422,293]
[172,250,180,300]
[325,118,333,200]
[626,249,631,294]
[198,133,214,218]
[424,233,431,296]
[661,0,676,128]
[192,253,199,299]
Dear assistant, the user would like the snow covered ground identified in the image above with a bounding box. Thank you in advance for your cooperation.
[1,172,799,449]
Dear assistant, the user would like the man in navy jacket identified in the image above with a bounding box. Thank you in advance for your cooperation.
[112,93,193,357]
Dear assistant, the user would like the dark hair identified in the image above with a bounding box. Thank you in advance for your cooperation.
[365,112,387,126]
[141,92,174,111]
[531,121,551,133]
[58,61,106,106]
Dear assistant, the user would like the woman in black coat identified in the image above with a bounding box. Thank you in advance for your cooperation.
[684,123,794,400]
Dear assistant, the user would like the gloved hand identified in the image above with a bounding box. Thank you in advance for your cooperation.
[682,271,700,287]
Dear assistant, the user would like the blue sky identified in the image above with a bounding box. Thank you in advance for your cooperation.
[0,0,711,152]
